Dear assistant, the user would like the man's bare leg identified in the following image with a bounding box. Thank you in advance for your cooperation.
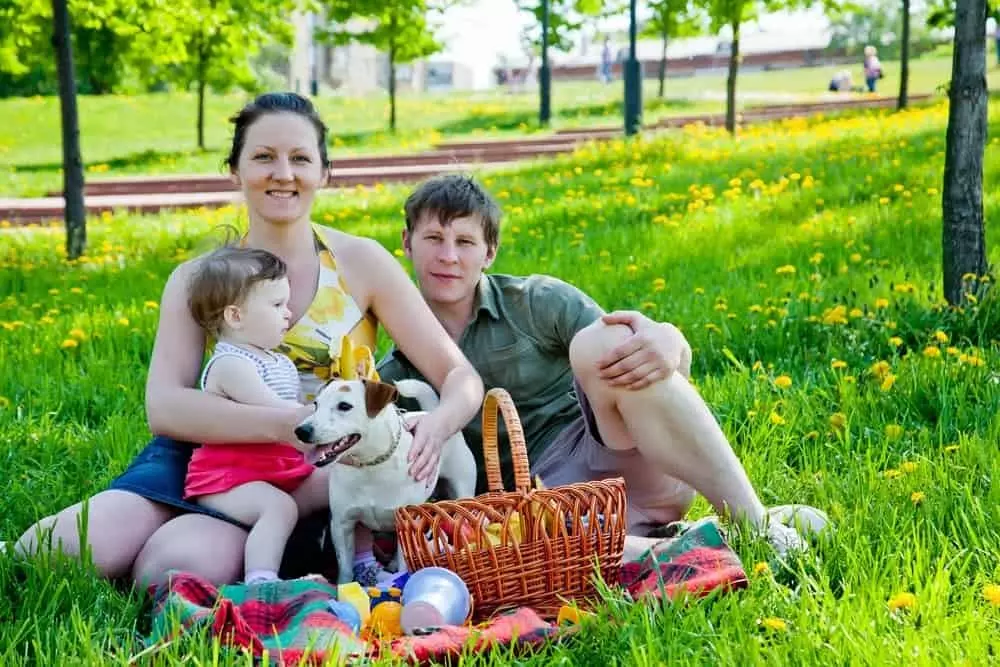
[569,320,769,529]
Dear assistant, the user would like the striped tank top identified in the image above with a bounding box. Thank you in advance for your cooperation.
[200,341,301,402]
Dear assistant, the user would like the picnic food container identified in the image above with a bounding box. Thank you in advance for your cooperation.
[399,566,473,633]
[395,387,627,620]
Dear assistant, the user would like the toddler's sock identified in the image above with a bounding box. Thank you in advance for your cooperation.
[245,569,280,585]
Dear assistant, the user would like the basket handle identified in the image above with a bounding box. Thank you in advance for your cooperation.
[481,387,531,493]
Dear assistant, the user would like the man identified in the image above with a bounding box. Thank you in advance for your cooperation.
[378,174,804,552]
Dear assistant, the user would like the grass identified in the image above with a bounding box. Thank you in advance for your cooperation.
[4,53,997,198]
[2,97,1000,664]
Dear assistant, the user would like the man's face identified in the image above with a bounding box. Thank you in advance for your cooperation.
[403,213,496,307]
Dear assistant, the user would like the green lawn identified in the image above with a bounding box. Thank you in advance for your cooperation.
[3,54,997,198]
[2,98,1000,664]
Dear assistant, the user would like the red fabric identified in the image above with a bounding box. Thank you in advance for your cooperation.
[621,546,749,600]
[148,522,748,664]
[184,443,314,498]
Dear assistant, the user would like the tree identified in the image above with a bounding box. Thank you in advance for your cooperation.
[941,0,988,306]
[319,1,445,133]
[642,0,705,98]
[898,0,910,108]
[701,0,828,133]
[51,0,86,259]
[139,0,297,149]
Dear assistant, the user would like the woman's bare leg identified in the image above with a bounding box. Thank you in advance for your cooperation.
[14,490,177,580]
[133,513,248,589]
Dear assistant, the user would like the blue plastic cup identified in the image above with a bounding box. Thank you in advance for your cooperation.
[327,599,362,634]
[400,567,471,633]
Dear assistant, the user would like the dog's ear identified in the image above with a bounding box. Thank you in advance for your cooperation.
[362,379,399,418]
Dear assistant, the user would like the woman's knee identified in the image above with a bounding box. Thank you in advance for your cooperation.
[16,490,174,580]
[133,514,247,589]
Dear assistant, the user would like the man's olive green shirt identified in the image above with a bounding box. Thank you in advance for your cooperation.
[376,273,604,494]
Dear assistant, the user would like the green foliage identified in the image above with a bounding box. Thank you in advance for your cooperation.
[0,0,295,98]
[318,0,444,66]
[829,0,943,59]
[642,0,706,46]
[514,0,608,54]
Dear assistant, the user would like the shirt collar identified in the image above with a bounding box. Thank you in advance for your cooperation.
[474,274,500,321]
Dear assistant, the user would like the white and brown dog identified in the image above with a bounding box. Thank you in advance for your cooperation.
[294,378,477,584]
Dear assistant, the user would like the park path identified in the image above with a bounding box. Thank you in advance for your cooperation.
[1,94,930,225]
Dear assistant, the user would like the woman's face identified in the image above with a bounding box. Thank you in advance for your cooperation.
[232,112,327,226]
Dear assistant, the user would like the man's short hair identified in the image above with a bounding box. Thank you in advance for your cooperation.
[404,174,502,248]
[187,246,287,338]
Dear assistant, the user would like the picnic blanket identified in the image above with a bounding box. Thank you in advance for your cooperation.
[147,520,747,665]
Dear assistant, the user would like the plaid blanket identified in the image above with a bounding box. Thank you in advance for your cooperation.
[147,521,746,665]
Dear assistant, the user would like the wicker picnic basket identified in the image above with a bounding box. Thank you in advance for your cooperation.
[394,387,627,621]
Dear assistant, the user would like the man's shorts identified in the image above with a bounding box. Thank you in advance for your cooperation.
[531,380,695,536]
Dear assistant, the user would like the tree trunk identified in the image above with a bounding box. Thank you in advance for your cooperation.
[52,0,86,260]
[725,19,740,134]
[388,39,397,133]
[658,32,668,98]
[196,31,208,150]
[942,0,988,306]
[898,0,910,109]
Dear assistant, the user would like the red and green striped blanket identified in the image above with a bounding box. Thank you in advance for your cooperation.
[147,520,746,665]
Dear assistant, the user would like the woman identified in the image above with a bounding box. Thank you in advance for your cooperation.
[14,92,484,588]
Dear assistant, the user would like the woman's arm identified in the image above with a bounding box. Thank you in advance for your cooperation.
[145,262,311,445]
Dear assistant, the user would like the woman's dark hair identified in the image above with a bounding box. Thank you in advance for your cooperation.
[225,92,331,171]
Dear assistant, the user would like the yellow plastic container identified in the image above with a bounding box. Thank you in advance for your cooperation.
[337,582,372,626]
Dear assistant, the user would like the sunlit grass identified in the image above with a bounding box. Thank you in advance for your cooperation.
[2,98,1000,664]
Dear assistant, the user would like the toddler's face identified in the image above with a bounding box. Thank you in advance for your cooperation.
[232,277,292,349]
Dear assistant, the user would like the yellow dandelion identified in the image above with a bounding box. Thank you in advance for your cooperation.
[888,592,917,612]
[983,584,1000,607]
[753,562,770,575]
[775,265,797,275]
[923,346,941,359]
[144,300,159,310]
[874,298,889,309]
[0,396,9,409]
[885,424,904,440]
[933,330,949,343]
[831,359,848,370]
[769,412,785,426]
[829,412,847,429]
[69,328,86,340]
[118,317,130,326]
[889,336,903,347]
[869,360,890,378]
[943,444,960,454]
[880,374,897,391]
[910,491,925,505]
[884,469,903,480]
[760,617,788,632]
[774,375,792,389]
[61,339,79,349]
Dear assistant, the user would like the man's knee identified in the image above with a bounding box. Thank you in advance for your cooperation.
[569,320,632,380]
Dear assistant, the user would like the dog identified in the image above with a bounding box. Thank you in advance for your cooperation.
[294,378,477,584]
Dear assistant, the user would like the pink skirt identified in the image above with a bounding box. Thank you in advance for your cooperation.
[184,442,314,499]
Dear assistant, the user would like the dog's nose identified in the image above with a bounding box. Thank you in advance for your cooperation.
[294,424,314,442]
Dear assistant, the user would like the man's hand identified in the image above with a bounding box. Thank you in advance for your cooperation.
[596,311,691,390]
[404,411,451,485]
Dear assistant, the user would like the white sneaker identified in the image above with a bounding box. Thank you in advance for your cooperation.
[0,541,7,554]
[765,521,808,557]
